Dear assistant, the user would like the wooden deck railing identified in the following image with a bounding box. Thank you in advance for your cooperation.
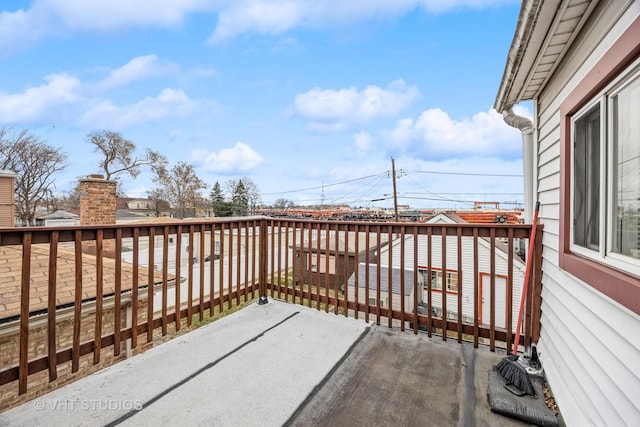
[0,217,542,401]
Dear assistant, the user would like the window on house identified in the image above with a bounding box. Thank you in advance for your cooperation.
[573,104,601,251]
[570,63,640,273]
[368,297,384,307]
[559,24,640,315]
[417,268,459,293]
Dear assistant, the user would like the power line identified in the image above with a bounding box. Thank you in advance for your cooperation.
[404,191,524,196]
[401,195,523,205]
[261,173,385,196]
[333,174,386,205]
[412,170,522,177]
[260,167,523,203]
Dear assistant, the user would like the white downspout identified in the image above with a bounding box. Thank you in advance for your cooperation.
[502,105,539,362]
[502,106,535,222]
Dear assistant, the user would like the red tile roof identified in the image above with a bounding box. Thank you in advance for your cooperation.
[454,211,523,224]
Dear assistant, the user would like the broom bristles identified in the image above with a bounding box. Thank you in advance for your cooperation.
[495,354,536,396]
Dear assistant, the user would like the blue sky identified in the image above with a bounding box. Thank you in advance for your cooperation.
[0,0,530,210]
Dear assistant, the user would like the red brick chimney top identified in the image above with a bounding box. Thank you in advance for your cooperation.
[79,175,116,225]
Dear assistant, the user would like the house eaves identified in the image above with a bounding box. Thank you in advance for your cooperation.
[0,245,169,323]
[294,232,388,256]
[39,210,79,220]
[382,225,526,269]
[494,0,598,113]
[347,264,414,297]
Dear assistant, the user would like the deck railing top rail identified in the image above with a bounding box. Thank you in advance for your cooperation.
[0,217,542,408]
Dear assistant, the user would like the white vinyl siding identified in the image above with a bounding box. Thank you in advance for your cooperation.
[378,230,526,331]
[532,2,640,425]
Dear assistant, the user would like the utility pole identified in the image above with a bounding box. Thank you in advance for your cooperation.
[392,157,399,222]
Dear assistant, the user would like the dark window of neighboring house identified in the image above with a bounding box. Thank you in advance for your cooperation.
[570,63,640,272]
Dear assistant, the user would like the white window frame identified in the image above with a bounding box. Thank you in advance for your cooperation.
[417,267,459,293]
[570,59,640,277]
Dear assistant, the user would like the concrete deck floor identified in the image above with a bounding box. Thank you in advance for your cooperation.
[1,299,531,427]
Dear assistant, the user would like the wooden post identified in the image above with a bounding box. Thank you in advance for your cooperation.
[258,219,269,305]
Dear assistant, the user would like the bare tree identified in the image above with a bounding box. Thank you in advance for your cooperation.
[0,127,66,225]
[225,177,261,215]
[53,184,81,212]
[273,198,295,209]
[146,189,167,218]
[152,161,207,219]
[87,130,167,181]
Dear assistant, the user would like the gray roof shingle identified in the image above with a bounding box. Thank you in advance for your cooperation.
[347,263,415,296]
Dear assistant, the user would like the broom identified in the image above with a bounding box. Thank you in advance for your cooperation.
[495,201,540,397]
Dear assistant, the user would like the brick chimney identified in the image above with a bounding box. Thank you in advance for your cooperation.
[79,174,116,225]
[0,170,17,227]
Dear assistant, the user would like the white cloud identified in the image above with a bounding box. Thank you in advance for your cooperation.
[0,51,218,127]
[96,55,179,91]
[388,107,525,158]
[184,66,219,80]
[209,0,424,44]
[388,117,414,151]
[0,1,513,54]
[294,79,420,130]
[351,131,374,157]
[190,142,263,172]
[79,88,199,129]
[209,1,301,44]
[0,8,49,55]
[0,73,81,124]
[418,0,515,14]
[39,0,206,31]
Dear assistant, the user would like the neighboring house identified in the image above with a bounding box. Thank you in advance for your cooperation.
[353,212,527,329]
[453,209,528,259]
[35,210,79,227]
[454,210,522,225]
[171,207,196,219]
[116,197,171,219]
[0,171,16,228]
[347,263,416,312]
[116,210,150,224]
[0,244,168,409]
[294,230,388,291]
[494,1,639,425]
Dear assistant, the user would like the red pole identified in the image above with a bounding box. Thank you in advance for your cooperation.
[512,201,540,354]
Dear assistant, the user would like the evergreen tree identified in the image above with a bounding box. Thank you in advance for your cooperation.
[210,181,233,217]
[231,179,249,216]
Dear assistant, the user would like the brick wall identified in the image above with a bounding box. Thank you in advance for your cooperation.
[79,175,116,225]
[0,298,155,412]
